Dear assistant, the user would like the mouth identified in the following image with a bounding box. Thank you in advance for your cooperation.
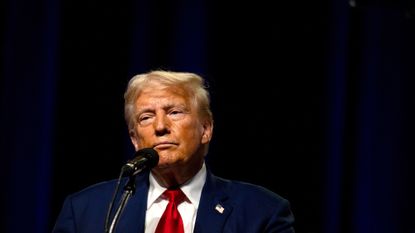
[153,142,178,149]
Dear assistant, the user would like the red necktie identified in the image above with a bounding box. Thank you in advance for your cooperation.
[155,189,185,233]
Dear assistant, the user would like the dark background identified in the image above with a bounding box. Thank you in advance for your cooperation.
[1,0,415,233]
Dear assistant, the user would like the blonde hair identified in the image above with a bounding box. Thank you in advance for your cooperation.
[124,70,213,130]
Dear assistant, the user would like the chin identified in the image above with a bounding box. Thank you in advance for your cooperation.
[156,158,183,170]
[156,159,173,168]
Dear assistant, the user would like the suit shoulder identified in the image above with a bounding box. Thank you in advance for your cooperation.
[214,176,290,205]
[208,175,295,232]
[67,171,149,202]
[66,179,119,203]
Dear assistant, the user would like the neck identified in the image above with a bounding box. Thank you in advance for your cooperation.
[151,161,203,188]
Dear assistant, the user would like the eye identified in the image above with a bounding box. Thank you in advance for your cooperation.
[168,108,186,120]
[137,113,154,126]
[170,110,181,115]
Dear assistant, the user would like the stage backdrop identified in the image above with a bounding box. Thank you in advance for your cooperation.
[1,0,414,233]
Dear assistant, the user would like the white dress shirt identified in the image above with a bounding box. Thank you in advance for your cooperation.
[145,163,207,233]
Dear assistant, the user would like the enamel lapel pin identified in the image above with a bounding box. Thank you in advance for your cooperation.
[215,204,225,214]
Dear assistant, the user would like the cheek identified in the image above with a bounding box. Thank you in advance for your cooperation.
[180,124,205,150]
[134,128,153,146]
[179,121,203,138]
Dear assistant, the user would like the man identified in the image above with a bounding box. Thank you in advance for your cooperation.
[52,70,295,233]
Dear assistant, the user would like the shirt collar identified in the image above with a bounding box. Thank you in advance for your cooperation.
[147,162,207,210]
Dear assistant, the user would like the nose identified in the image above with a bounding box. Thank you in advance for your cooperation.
[153,113,170,136]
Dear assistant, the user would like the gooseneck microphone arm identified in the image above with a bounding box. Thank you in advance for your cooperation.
[104,168,124,233]
[107,176,135,233]
[104,148,159,233]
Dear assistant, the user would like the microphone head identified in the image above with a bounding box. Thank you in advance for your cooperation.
[135,148,159,169]
[122,148,159,177]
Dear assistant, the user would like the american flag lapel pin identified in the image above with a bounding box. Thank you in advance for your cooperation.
[215,204,224,214]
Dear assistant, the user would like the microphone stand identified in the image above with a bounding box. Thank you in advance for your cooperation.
[107,175,136,233]
[105,174,136,233]
[104,148,159,233]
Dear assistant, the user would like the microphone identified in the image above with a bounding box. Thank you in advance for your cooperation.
[105,148,159,233]
[121,148,159,176]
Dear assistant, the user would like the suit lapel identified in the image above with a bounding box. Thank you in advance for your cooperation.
[194,171,233,233]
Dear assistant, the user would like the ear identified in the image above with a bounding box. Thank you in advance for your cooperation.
[129,130,139,151]
[201,119,213,144]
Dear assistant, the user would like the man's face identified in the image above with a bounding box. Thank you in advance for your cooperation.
[130,85,212,170]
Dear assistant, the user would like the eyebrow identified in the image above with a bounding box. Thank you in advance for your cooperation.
[135,103,189,116]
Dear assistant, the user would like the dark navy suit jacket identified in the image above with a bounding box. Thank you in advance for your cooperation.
[52,168,295,233]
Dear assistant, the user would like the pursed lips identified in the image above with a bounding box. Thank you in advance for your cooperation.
[153,141,178,149]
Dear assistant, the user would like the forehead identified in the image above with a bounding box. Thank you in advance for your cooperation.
[135,86,192,107]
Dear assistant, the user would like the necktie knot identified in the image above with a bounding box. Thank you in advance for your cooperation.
[163,189,186,205]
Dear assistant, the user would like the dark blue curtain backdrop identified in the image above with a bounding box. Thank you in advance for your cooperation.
[1,0,414,233]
